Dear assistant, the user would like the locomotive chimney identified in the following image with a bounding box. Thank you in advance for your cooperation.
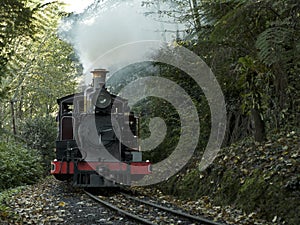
[91,68,109,89]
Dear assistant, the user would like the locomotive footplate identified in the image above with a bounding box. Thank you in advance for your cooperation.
[51,160,151,187]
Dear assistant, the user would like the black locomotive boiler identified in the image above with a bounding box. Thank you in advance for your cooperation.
[51,69,151,187]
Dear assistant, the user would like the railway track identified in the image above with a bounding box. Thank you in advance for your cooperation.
[84,190,227,225]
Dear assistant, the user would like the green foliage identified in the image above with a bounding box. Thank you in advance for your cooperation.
[255,2,300,67]
[107,63,182,163]
[0,0,81,134]
[139,1,299,223]
[191,0,299,141]
[237,55,272,114]
[0,140,43,191]
[0,0,68,88]
[20,116,56,175]
[10,35,80,118]
[108,61,210,163]
[137,97,181,163]
[0,0,34,85]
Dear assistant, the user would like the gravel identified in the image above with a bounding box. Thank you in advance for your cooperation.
[1,176,282,225]
[131,187,282,225]
[1,177,137,225]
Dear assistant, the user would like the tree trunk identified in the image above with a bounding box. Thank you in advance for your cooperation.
[251,108,266,142]
[10,100,17,135]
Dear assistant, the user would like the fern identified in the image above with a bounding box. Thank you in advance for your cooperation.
[256,26,293,66]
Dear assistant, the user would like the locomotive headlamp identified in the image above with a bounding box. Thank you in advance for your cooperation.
[96,91,111,108]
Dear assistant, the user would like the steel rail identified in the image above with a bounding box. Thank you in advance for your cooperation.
[122,193,227,225]
[84,190,156,225]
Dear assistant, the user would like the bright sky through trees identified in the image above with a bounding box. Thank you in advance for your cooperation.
[45,0,94,13]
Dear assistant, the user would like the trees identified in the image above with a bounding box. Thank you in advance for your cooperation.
[0,0,34,89]
[0,0,81,135]
[0,0,82,181]
[142,0,299,143]
[205,0,300,141]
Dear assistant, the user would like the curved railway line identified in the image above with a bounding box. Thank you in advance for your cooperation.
[84,190,227,225]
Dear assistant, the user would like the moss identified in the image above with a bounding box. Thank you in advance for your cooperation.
[161,175,178,196]
[236,171,267,211]
[176,169,201,199]
[214,169,241,205]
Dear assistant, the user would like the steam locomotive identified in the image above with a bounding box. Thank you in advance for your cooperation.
[51,69,151,187]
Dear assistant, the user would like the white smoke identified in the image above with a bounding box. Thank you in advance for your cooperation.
[59,0,179,84]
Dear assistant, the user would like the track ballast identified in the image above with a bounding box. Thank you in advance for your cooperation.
[84,190,227,225]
